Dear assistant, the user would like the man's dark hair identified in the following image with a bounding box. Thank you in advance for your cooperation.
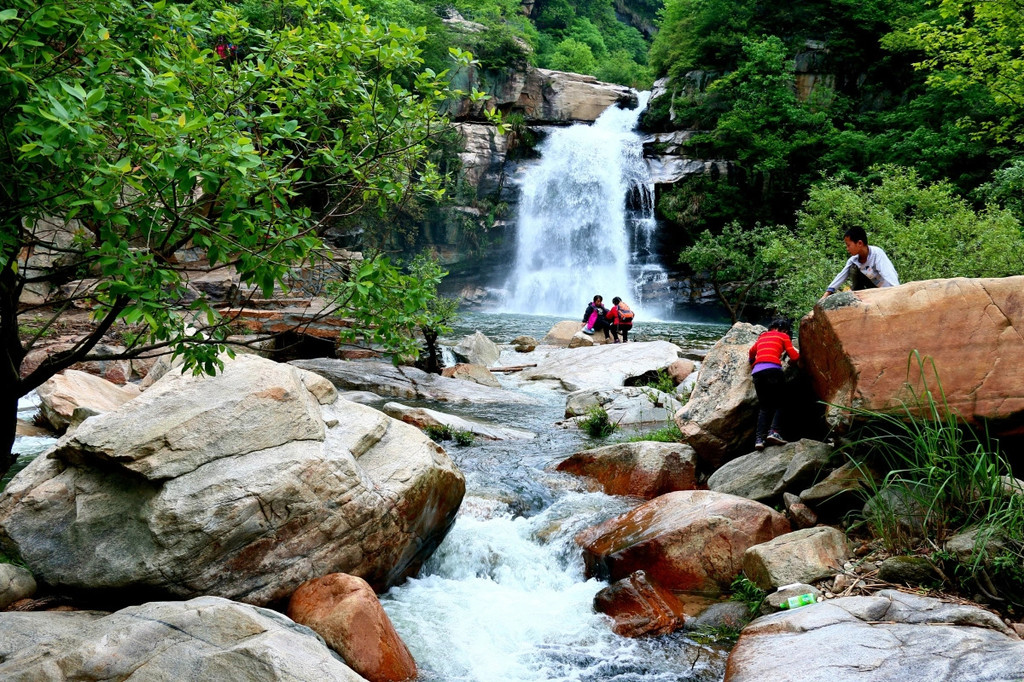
[593,295,603,303]
[612,296,622,305]
[844,226,868,245]
[769,317,792,334]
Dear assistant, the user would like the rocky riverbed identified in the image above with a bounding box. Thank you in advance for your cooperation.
[2,295,1023,681]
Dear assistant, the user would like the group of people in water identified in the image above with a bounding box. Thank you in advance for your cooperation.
[580,295,634,343]
[748,226,900,450]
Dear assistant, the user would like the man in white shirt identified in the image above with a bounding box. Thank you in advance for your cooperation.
[821,227,900,299]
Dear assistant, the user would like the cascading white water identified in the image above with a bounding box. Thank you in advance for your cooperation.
[381,492,726,682]
[502,92,666,317]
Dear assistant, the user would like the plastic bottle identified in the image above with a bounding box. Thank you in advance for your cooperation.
[779,593,817,610]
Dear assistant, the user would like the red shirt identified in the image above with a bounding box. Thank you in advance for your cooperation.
[748,330,799,366]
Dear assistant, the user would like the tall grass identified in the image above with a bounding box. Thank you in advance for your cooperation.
[845,352,1024,605]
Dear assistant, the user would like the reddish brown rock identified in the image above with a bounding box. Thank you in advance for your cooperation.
[593,570,686,637]
[288,573,416,682]
[576,490,791,594]
[800,276,1024,438]
[555,442,698,498]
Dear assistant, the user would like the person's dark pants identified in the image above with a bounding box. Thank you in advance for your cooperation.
[851,268,877,291]
[610,324,631,342]
[752,367,785,440]
[594,316,612,339]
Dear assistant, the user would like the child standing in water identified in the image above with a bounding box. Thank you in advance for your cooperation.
[748,318,799,450]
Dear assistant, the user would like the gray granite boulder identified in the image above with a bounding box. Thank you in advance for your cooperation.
[520,340,683,392]
[0,564,36,609]
[453,331,501,367]
[674,323,765,467]
[0,597,364,681]
[565,386,684,427]
[726,590,1024,682]
[742,527,850,590]
[0,355,465,604]
[708,439,832,503]
[291,358,537,404]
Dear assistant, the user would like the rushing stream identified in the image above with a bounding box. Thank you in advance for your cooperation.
[376,313,731,682]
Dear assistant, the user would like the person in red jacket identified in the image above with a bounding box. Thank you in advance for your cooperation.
[748,318,800,450]
[605,296,634,343]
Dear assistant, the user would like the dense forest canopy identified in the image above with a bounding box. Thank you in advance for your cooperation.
[649,0,1024,320]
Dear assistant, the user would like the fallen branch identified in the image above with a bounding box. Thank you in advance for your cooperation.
[489,364,537,373]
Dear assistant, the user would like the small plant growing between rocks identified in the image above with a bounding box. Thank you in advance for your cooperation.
[452,429,475,446]
[579,405,618,438]
[730,576,767,616]
[643,369,678,395]
[423,424,475,446]
[622,419,683,443]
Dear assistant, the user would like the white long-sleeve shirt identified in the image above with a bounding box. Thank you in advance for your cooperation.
[826,245,900,292]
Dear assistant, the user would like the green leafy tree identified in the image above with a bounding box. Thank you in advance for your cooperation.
[661,37,835,230]
[678,222,781,323]
[548,38,597,74]
[907,0,1024,143]
[0,0,477,477]
[650,0,754,78]
[766,167,1024,319]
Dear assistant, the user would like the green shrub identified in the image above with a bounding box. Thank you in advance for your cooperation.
[452,429,475,446]
[579,405,618,438]
[423,424,454,441]
[849,353,1024,607]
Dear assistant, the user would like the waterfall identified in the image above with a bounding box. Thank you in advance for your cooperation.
[502,92,667,317]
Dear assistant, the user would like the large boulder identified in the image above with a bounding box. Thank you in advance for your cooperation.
[673,323,765,467]
[0,596,365,681]
[520,340,683,392]
[555,442,698,498]
[576,490,791,594]
[741,527,850,590]
[0,355,465,604]
[707,439,832,503]
[36,369,141,431]
[453,331,501,367]
[288,573,416,682]
[725,590,1024,682]
[800,276,1024,438]
[291,359,537,405]
[541,320,585,346]
[565,386,684,427]
[382,402,535,441]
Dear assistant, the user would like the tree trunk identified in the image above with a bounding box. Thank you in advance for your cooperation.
[0,385,19,482]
